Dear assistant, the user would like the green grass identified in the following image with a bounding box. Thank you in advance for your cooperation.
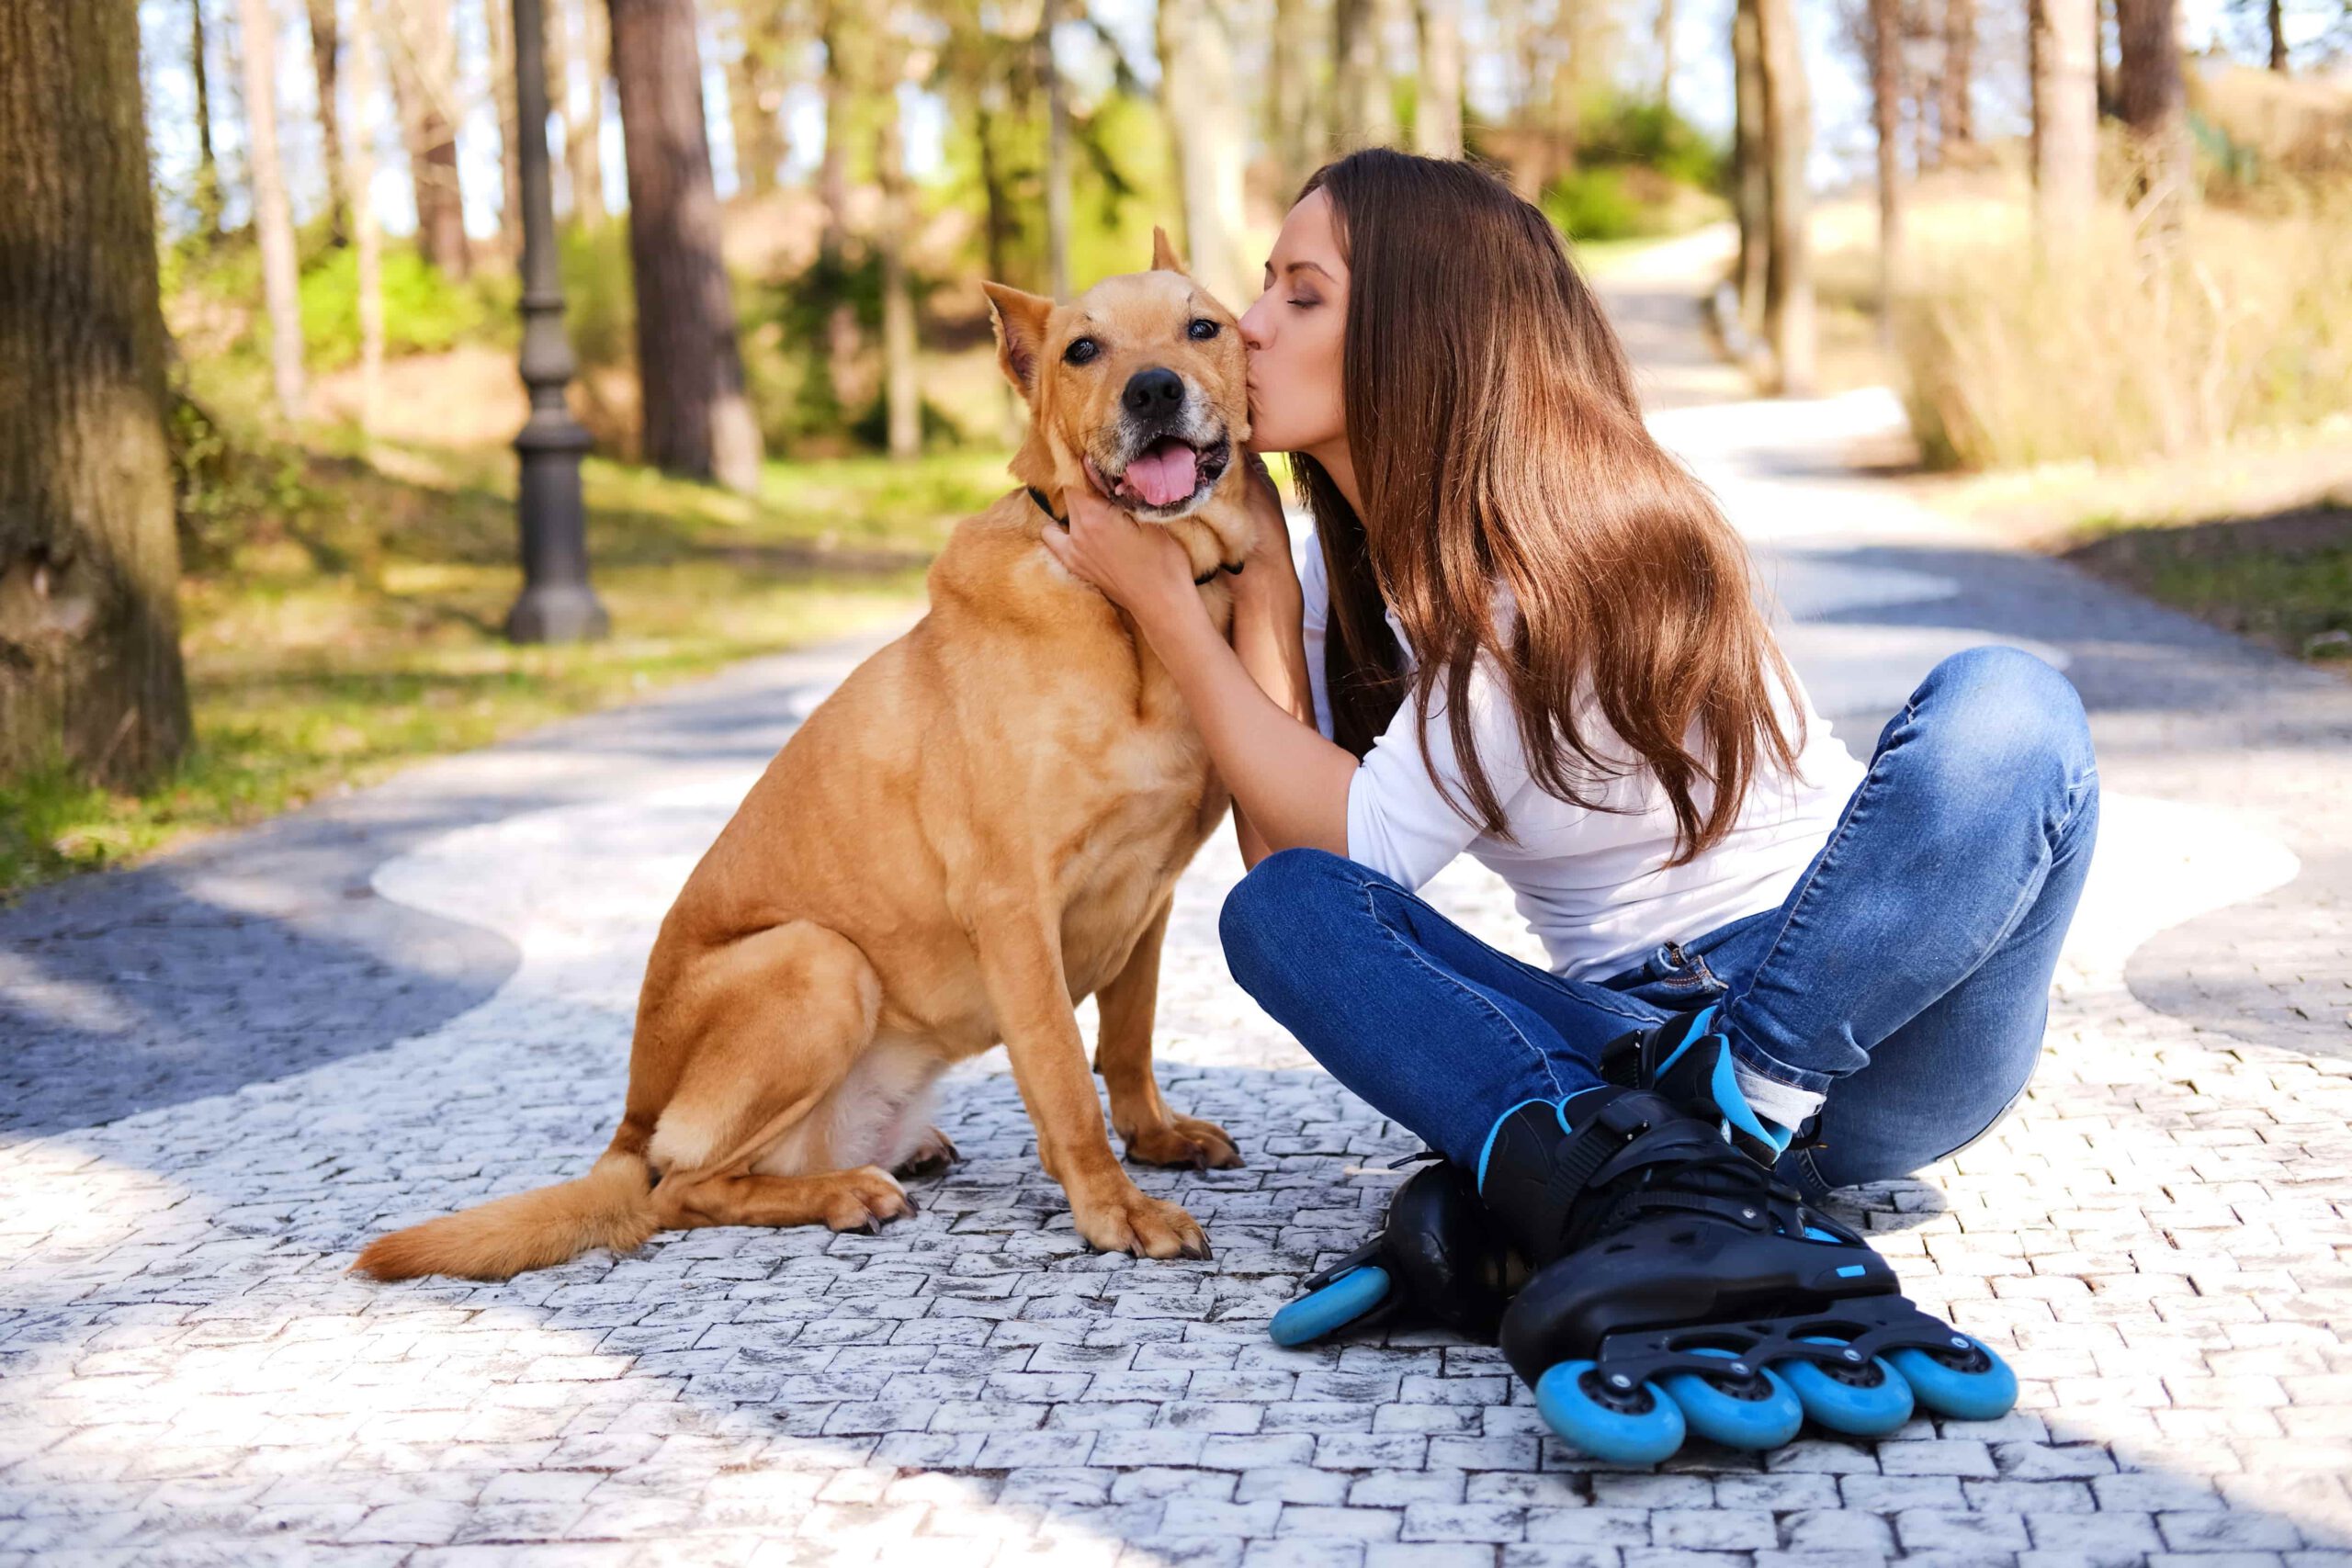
[0,432,1020,901]
[2058,504,2352,668]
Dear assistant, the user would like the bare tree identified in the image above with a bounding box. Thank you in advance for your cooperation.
[1332,0,1393,150]
[1756,0,1815,393]
[557,0,608,224]
[2118,0,2191,240]
[1731,0,1770,339]
[1939,0,1975,153]
[1159,0,1250,308]
[877,82,919,459]
[1868,0,1903,348]
[2267,0,2287,70]
[1656,0,1677,107]
[1414,0,1464,158]
[1041,0,1072,299]
[486,0,526,262]
[727,0,791,197]
[239,0,310,423]
[608,0,764,491]
[382,0,469,274]
[192,0,226,236]
[818,0,865,418]
[1271,0,1326,191]
[2030,0,2098,244]
[1,0,192,785]
[306,0,347,242]
[347,0,390,434]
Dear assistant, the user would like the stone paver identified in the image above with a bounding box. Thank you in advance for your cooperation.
[4,246,2349,1565]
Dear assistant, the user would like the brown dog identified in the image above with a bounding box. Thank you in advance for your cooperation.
[354,230,1256,1281]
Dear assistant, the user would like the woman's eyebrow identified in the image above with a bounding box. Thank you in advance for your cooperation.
[1262,260,1332,280]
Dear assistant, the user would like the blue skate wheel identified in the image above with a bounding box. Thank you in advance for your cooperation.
[1781,1337,1915,1437]
[1657,1348,1804,1450]
[1534,1359,1686,1465]
[1887,1337,2018,1423]
[1270,1265,1391,1347]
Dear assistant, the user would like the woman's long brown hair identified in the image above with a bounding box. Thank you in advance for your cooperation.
[1295,149,1807,868]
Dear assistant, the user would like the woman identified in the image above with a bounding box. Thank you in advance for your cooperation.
[1042,151,2098,1320]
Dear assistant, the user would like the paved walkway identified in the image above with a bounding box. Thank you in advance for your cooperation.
[4,241,2350,1567]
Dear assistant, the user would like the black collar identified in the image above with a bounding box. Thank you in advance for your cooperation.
[1027,485,1243,587]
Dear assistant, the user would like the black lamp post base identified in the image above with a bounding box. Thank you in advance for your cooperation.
[504,583,611,644]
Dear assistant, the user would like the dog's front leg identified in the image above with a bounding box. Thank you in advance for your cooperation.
[1096,897,1243,1172]
[971,904,1211,1260]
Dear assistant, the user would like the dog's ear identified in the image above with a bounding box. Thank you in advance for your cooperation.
[981,281,1056,398]
[1150,225,1189,276]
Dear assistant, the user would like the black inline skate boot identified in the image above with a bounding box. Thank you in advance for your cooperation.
[1269,1155,1532,1347]
[1474,1085,2016,1463]
[1600,1002,1805,1168]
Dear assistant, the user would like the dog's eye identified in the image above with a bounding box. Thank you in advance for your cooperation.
[1187,319,1220,341]
[1064,337,1100,365]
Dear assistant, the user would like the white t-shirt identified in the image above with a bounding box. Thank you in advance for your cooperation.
[1296,527,1868,983]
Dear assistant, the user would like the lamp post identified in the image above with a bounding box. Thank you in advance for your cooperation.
[503,0,607,643]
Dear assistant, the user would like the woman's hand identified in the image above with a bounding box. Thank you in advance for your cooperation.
[1039,483,1201,631]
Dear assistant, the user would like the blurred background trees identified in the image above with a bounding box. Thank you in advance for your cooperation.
[2,0,2347,889]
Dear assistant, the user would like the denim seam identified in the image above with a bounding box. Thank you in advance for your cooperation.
[2052,767,2099,838]
[1359,883,1574,1101]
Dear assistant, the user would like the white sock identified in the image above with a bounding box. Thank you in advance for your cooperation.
[1731,1056,1826,1132]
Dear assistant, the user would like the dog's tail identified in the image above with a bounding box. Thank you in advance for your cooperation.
[353,1130,659,1282]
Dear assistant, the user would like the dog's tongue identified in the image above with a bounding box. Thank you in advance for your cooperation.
[1121,438,1198,507]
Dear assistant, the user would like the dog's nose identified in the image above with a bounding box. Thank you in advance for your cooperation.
[1123,367,1185,416]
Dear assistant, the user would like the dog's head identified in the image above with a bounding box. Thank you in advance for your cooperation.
[983,228,1250,526]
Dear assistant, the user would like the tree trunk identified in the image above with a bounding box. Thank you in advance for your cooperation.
[306,0,346,243]
[2030,0,2098,245]
[727,4,788,197]
[1413,0,1463,158]
[608,0,763,491]
[877,95,918,460]
[1940,0,1973,152]
[1731,0,1769,341]
[192,0,225,236]
[1332,0,1392,151]
[1041,0,1072,299]
[347,0,389,434]
[1870,0,1902,351]
[239,0,310,423]
[1655,0,1675,107]
[1755,0,1814,395]
[486,0,525,263]
[559,0,607,225]
[1158,0,1250,309]
[818,0,865,419]
[1271,0,1324,192]
[2117,0,2190,240]
[383,0,469,274]
[2267,0,2287,70]
[0,0,192,786]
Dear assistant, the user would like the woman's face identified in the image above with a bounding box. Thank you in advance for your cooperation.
[1238,188,1349,457]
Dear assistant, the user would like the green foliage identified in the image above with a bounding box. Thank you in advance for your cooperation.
[1577,98,1727,191]
[930,85,1170,293]
[296,244,512,369]
[559,220,638,370]
[1544,168,1646,242]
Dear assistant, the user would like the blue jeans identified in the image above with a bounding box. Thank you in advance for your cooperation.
[1219,646,2101,1201]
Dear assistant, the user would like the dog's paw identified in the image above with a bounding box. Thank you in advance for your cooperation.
[821,1167,920,1234]
[1122,1114,1244,1172]
[1074,1187,1212,1261]
[891,1126,961,1181]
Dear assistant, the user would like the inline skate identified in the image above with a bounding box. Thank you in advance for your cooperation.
[1269,1155,1532,1347]
[1599,1001,1805,1166]
[1475,1084,2017,1463]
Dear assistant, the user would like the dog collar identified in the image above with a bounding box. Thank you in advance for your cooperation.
[1027,485,1243,587]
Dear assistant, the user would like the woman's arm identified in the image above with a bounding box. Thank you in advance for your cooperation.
[1226,526,1319,870]
[1040,469,1355,862]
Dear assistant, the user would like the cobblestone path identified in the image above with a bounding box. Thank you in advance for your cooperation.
[4,243,2348,1566]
